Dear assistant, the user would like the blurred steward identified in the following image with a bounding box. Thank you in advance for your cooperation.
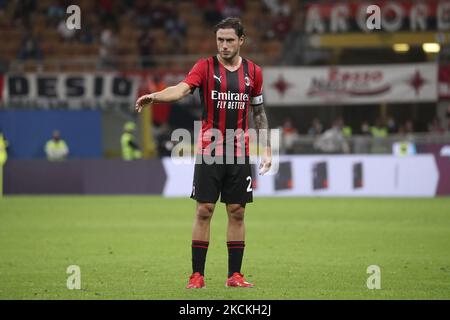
[0,129,8,166]
[370,117,388,154]
[370,117,388,138]
[45,130,69,161]
[121,121,142,161]
[342,121,352,138]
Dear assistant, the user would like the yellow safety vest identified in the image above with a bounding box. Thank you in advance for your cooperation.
[0,134,7,166]
[121,132,142,160]
[370,127,388,138]
[343,126,352,137]
[45,139,69,161]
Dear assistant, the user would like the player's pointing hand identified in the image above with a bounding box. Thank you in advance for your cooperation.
[135,94,155,113]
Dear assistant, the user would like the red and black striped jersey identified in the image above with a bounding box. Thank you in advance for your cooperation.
[182,55,263,157]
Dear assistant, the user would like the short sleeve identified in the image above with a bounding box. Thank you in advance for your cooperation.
[182,59,207,92]
[251,64,263,106]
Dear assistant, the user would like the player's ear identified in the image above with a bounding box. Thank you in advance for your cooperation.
[239,35,244,45]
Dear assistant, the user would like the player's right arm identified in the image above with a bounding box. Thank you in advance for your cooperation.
[135,82,190,113]
[135,59,206,113]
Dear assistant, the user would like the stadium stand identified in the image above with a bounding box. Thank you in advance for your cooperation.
[0,0,293,72]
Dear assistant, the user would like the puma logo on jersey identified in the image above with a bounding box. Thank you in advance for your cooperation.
[214,75,221,83]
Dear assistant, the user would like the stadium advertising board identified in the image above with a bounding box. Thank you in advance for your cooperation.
[5,155,449,196]
[0,73,139,109]
[264,63,438,106]
[305,0,450,33]
[163,155,441,197]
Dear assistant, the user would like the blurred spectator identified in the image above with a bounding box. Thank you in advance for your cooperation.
[151,3,173,29]
[262,0,291,17]
[307,117,323,136]
[98,0,118,30]
[12,0,36,28]
[360,121,371,135]
[353,121,371,153]
[223,0,242,18]
[314,118,350,154]
[57,19,77,41]
[45,130,69,161]
[165,11,187,54]
[404,120,414,134]
[121,122,142,161]
[78,16,95,44]
[271,13,292,41]
[138,29,155,68]
[204,2,223,26]
[17,32,43,62]
[428,117,445,134]
[134,0,152,29]
[386,116,397,134]
[99,28,117,69]
[0,0,6,15]
[398,120,414,135]
[195,0,209,10]
[47,0,65,27]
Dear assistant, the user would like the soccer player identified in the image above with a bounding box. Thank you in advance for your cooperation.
[135,17,271,288]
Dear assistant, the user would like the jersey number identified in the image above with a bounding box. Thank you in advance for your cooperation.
[246,176,253,192]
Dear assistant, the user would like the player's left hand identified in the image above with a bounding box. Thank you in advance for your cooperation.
[259,147,272,175]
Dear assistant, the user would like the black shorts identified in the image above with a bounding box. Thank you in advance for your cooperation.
[190,161,253,205]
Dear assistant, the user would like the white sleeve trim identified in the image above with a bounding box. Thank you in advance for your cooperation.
[250,95,263,105]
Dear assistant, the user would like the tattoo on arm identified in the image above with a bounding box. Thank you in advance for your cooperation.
[252,104,270,147]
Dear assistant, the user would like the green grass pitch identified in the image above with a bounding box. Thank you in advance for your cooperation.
[0,196,450,299]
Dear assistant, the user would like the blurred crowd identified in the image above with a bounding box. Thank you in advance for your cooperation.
[0,0,294,70]
[280,116,450,154]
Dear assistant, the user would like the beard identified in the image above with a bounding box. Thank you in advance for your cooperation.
[220,50,237,62]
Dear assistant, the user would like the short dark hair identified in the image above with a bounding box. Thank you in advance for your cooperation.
[214,17,245,38]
